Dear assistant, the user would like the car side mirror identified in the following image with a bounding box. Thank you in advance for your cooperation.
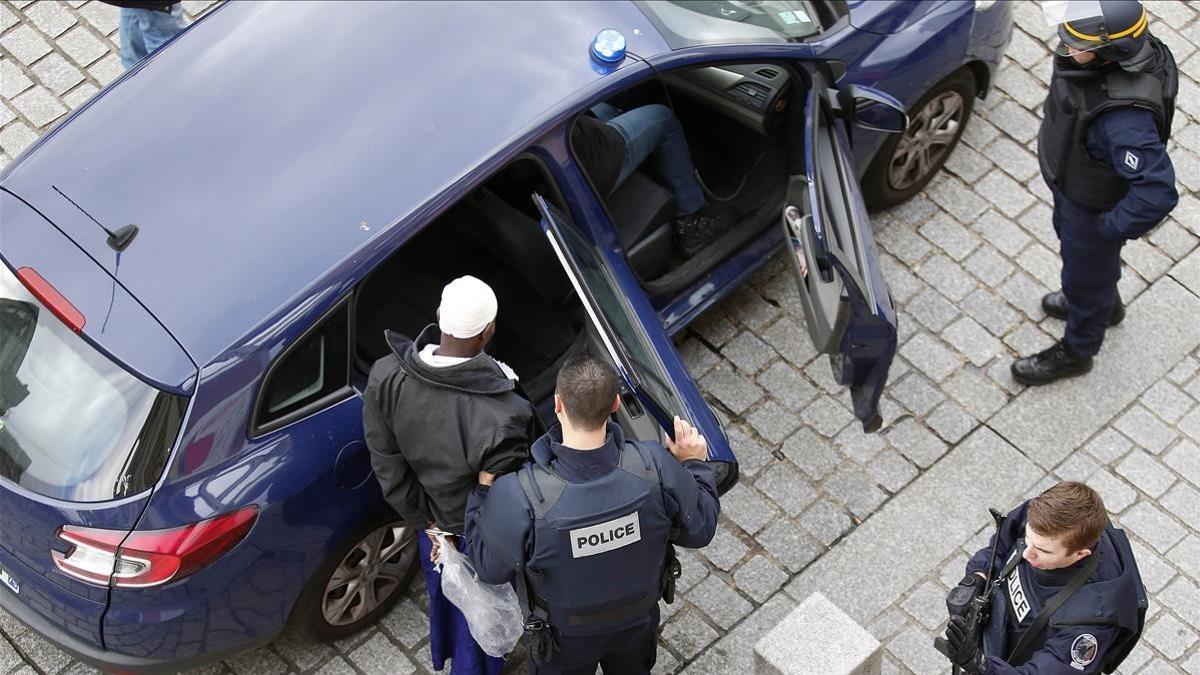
[837,84,908,133]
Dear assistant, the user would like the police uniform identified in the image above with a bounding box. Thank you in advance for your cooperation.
[964,502,1146,674]
[464,422,719,674]
[1015,1,1179,385]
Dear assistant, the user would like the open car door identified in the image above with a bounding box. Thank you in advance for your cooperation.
[533,193,737,491]
[783,67,901,433]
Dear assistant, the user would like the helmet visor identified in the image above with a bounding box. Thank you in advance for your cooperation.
[1042,0,1109,54]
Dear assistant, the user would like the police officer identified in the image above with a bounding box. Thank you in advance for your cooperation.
[464,352,720,673]
[1013,0,1179,386]
[939,481,1146,674]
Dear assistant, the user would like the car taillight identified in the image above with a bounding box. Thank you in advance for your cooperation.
[52,506,257,588]
[16,266,85,332]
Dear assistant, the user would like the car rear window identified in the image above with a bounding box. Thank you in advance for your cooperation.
[637,0,821,48]
[0,264,186,502]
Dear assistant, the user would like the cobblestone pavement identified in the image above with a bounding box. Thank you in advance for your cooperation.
[3,1,1200,674]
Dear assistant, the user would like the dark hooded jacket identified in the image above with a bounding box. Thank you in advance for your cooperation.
[362,325,543,533]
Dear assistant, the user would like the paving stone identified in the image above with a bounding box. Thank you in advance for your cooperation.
[1006,25,1050,67]
[700,365,764,415]
[987,100,1040,144]
[1116,449,1179,499]
[720,483,778,535]
[1085,427,1136,465]
[78,1,120,36]
[693,311,737,347]
[61,81,97,109]
[760,315,817,368]
[1182,408,1200,444]
[29,50,84,96]
[1054,452,1101,484]
[905,286,961,332]
[226,646,289,675]
[1142,381,1195,425]
[972,209,1033,257]
[677,548,710,594]
[963,245,1015,288]
[799,394,852,438]
[726,286,782,331]
[804,356,844,396]
[347,632,414,675]
[1148,220,1199,262]
[915,254,977,303]
[1017,242,1062,292]
[747,399,801,445]
[928,175,988,224]
[998,271,1053,322]
[1088,468,1139,514]
[886,624,948,675]
[1,24,52,65]
[726,425,774,479]
[758,517,822,574]
[927,400,978,444]
[900,332,964,384]
[754,461,819,517]
[1122,501,1188,554]
[1126,238,1177,283]
[1168,534,1200,581]
[782,426,839,481]
[891,193,940,228]
[1160,577,1200,632]
[679,337,720,378]
[1164,439,1200,490]
[961,287,1022,336]
[1145,612,1198,660]
[961,114,999,151]
[0,3,18,32]
[1,636,24,674]
[868,448,919,495]
[1115,405,1179,455]
[943,139,991,183]
[23,1,77,37]
[878,218,935,265]
[86,51,122,85]
[733,554,788,603]
[0,58,34,100]
[823,466,887,520]
[662,610,719,661]
[835,424,887,464]
[919,212,982,261]
[901,581,948,631]
[943,316,1003,367]
[722,330,772,374]
[11,84,65,127]
[693,523,748,573]
[984,136,1040,183]
[887,417,949,470]
[977,169,1035,219]
[1159,481,1200,531]
[11,631,72,674]
[379,598,428,649]
[889,372,945,417]
[689,575,753,630]
[996,62,1045,110]
[986,357,1023,396]
[799,499,852,547]
[867,608,909,643]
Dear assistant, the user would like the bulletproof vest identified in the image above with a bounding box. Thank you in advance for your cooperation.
[1038,37,1177,212]
[517,441,674,637]
[984,524,1146,673]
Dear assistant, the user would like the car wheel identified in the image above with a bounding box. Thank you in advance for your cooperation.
[862,68,977,210]
[290,513,419,642]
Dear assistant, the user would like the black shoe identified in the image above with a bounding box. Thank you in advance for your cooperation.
[1041,291,1125,326]
[1011,340,1094,386]
[673,208,733,259]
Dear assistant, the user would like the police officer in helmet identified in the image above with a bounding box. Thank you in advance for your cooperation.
[1012,0,1179,386]
[939,481,1147,674]
[464,352,720,673]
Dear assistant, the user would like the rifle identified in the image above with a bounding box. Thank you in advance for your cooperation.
[935,508,1007,674]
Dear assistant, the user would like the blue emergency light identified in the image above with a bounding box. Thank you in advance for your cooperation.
[591,29,627,64]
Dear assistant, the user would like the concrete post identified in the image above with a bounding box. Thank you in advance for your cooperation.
[754,592,883,675]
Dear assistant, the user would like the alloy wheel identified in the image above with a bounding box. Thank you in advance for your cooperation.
[887,91,965,191]
[321,522,415,627]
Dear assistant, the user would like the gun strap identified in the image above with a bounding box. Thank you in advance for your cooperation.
[1007,550,1101,665]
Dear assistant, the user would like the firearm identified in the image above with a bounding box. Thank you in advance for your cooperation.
[934,508,1007,674]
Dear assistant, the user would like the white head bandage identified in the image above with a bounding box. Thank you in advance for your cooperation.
[437,275,498,339]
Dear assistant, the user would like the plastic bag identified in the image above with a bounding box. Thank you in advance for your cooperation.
[435,533,524,657]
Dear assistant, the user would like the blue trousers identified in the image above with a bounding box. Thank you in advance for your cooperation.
[119,5,187,69]
[532,608,660,675]
[592,103,706,216]
[418,535,505,675]
[1053,190,1125,357]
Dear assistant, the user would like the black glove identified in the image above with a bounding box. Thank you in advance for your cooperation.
[944,615,986,674]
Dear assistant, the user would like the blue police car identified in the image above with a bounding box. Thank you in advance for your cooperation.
[0,0,1010,669]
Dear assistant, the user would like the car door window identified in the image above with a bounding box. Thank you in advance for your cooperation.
[253,301,351,434]
[533,194,682,432]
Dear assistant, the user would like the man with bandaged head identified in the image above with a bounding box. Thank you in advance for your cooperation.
[364,275,542,674]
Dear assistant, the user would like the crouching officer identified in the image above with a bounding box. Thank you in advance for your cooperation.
[1013,0,1179,386]
[464,352,720,673]
[938,481,1146,674]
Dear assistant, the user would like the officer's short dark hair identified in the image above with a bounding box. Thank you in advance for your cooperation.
[1028,481,1108,552]
[556,352,619,431]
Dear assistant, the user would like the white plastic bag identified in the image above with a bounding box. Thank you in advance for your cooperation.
[435,533,524,657]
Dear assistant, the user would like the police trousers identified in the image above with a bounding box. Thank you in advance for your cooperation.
[531,608,659,675]
[1053,190,1125,358]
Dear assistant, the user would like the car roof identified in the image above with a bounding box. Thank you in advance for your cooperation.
[0,0,669,369]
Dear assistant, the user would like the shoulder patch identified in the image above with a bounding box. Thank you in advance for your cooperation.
[1070,633,1098,670]
[1123,150,1140,171]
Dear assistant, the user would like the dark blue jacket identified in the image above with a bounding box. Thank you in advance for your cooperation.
[464,423,719,621]
[967,502,1144,675]
[1083,107,1178,242]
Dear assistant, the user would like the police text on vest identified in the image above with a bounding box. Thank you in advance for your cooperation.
[570,512,642,558]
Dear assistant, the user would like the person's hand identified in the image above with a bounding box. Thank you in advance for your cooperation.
[665,416,707,463]
[478,470,496,486]
[944,615,985,673]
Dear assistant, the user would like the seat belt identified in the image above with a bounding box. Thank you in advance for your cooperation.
[1007,550,1101,665]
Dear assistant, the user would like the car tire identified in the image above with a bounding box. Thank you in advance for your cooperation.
[861,68,977,210]
[289,512,419,642]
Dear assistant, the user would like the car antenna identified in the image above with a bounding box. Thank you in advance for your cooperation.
[51,185,139,252]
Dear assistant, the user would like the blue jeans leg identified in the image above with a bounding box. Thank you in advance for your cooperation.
[1054,192,1124,358]
[603,104,706,215]
[120,5,187,69]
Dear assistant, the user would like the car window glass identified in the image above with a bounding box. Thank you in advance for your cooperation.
[258,304,349,428]
[637,0,821,48]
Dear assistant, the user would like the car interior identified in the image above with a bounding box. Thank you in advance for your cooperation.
[580,64,800,298]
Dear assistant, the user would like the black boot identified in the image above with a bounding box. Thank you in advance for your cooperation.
[673,207,733,258]
[1011,340,1094,386]
[1041,291,1125,326]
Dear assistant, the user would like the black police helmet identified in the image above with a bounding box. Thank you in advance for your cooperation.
[1057,0,1150,66]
